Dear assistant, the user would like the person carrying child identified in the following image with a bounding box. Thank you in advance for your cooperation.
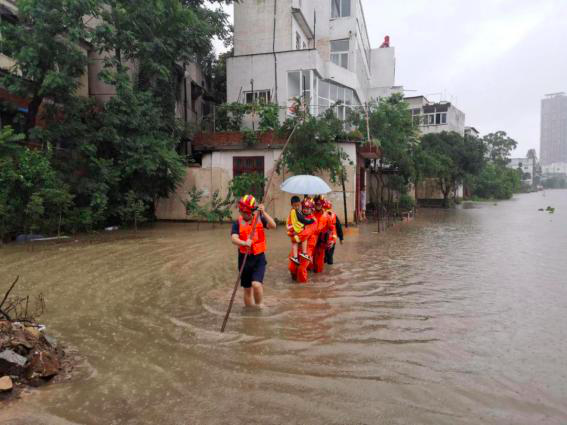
[287,195,315,265]
[288,197,317,283]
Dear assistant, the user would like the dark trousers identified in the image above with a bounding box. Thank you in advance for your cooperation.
[325,245,336,265]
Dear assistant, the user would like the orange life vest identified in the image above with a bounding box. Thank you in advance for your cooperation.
[313,210,329,234]
[238,216,266,255]
[328,211,338,240]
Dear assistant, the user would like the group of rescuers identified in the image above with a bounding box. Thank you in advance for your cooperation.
[230,194,344,306]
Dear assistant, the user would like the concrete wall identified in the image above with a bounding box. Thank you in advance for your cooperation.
[234,0,294,56]
[369,47,395,95]
[156,143,358,223]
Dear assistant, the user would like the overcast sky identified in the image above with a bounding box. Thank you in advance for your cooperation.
[215,0,567,157]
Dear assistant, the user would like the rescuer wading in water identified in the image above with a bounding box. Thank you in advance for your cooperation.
[231,195,277,306]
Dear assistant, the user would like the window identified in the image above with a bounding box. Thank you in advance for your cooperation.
[233,157,265,178]
[245,90,271,104]
[331,0,350,18]
[287,70,312,115]
[435,112,447,125]
[331,39,349,69]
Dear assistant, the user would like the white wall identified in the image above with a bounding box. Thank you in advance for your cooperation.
[234,0,293,56]
[369,47,395,93]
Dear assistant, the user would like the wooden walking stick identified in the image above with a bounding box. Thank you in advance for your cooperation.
[220,126,297,333]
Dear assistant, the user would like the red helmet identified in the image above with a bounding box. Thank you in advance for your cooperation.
[301,198,314,210]
[238,195,257,213]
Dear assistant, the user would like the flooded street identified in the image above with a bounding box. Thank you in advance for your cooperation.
[1,190,566,425]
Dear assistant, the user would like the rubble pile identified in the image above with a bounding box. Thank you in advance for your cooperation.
[0,319,64,400]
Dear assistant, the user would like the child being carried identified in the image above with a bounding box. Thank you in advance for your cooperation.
[287,196,315,265]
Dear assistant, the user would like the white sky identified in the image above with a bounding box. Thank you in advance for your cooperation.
[214,0,567,157]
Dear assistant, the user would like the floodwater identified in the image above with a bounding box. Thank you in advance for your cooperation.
[1,190,566,425]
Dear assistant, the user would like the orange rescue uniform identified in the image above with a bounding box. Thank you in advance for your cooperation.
[311,210,330,273]
[288,214,317,283]
[238,215,266,255]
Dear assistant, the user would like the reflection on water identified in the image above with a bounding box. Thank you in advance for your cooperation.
[1,191,566,425]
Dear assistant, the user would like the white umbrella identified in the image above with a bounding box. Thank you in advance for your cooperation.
[280,175,332,195]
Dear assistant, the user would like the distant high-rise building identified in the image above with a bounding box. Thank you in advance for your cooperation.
[540,93,567,171]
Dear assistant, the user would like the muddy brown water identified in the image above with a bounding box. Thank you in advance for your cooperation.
[0,191,566,425]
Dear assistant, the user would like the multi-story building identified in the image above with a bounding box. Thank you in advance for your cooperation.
[406,95,466,136]
[227,0,399,121]
[540,92,567,172]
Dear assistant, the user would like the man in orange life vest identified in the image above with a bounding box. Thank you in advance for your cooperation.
[231,195,276,306]
[288,198,317,283]
[311,195,331,274]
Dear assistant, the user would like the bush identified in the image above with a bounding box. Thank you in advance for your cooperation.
[398,194,415,212]
[470,163,521,200]
[0,128,72,240]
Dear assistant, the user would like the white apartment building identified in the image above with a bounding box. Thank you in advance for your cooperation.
[227,0,398,121]
[406,96,466,136]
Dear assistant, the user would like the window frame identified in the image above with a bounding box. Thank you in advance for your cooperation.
[331,38,350,69]
[331,0,351,18]
[233,156,265,178]
[244,90,272,104]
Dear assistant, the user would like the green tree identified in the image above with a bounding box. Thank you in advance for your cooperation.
[118,190,148,231]
[0,0,100,134]
[471,163,521,200]
[0,142,70,238]
[483,131,518,166]
[278,110,350,183]
[93,0,233,131]
[229,173,267,201]
[420,131,485,207]
[364,94,417,208]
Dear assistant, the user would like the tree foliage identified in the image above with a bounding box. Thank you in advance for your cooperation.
[0,127,71,240]
[420,131,486,205]
[363,94,417,207]
[278,109,351,183]
[469,163,521,200]
[0,0,234,239]
[0,0,100,134]
[482,131,518,166]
